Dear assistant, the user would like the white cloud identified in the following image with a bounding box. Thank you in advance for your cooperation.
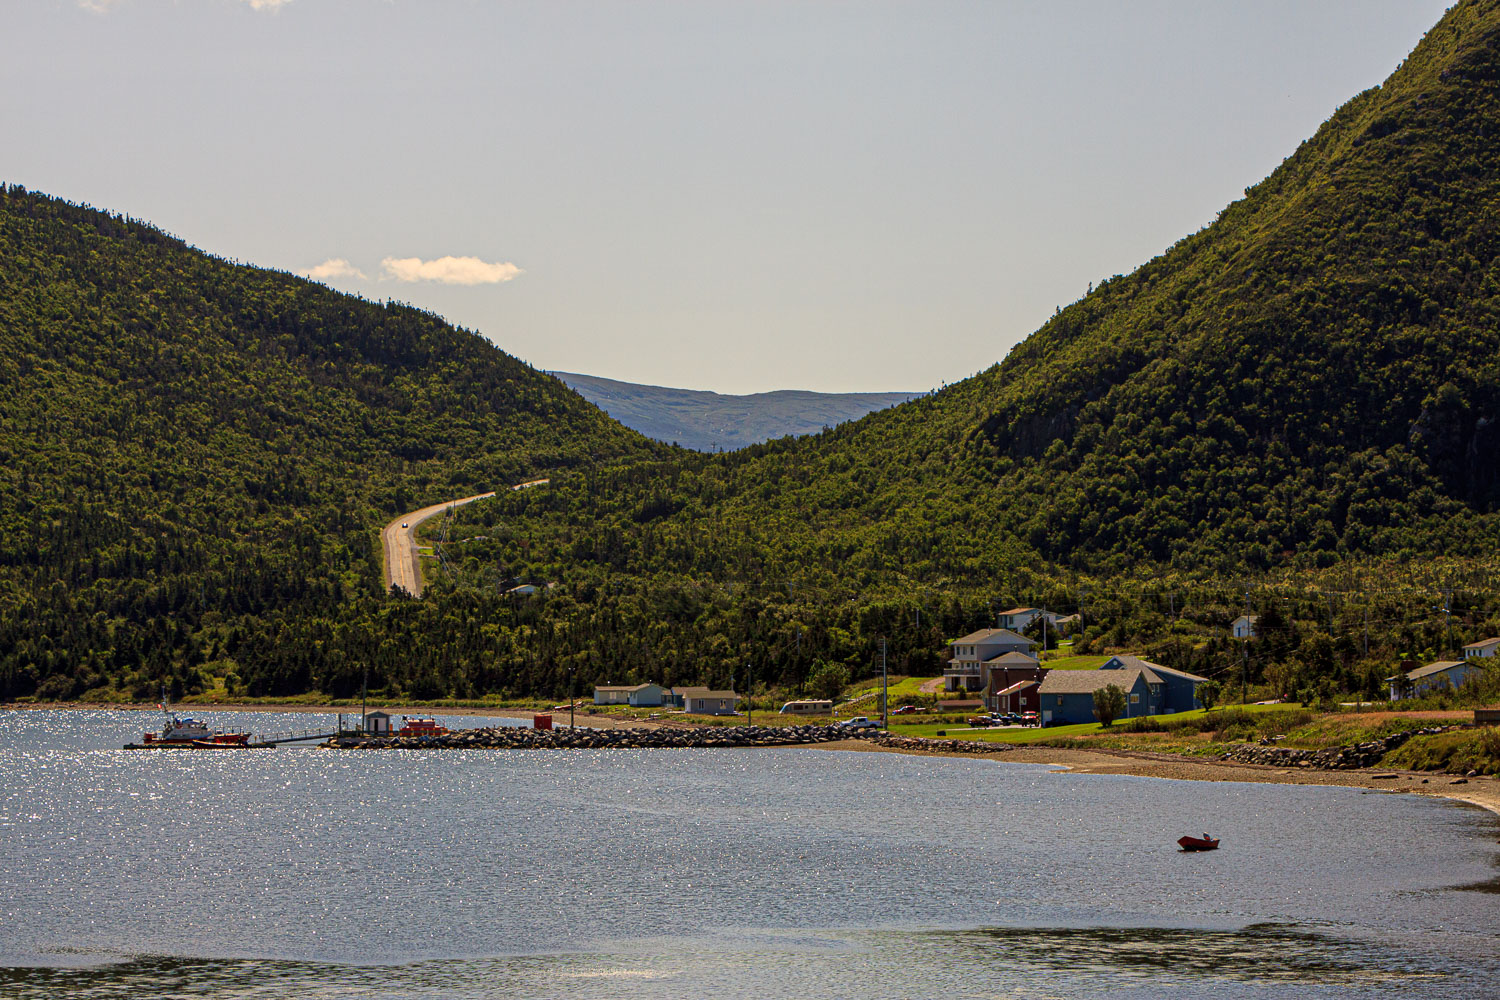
[242,0,294,8]
[298,258,367,281]
[380,256,523,285]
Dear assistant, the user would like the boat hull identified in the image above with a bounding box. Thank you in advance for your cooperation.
[1177,836,1219,851]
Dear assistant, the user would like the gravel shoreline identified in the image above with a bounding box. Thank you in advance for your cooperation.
[828,739,1500,816]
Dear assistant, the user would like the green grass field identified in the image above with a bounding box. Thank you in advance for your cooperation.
[888,703,1307,745]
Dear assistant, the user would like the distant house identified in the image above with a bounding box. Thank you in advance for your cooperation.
[363,710,393,734]
[994,607,1068,633]
[1232,615,1259,639]
[1388,660,1482,701]
[982,651,1047,713]
[945,629,1039,692]
[593,683,666,707]
[506,584,541,597]
[1463,637,1500,660]
[678,687,738,715]
[1101,655,1208,714]
[1034,655,1207,726]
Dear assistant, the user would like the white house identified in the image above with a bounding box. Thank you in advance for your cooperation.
[678,687,738,715]
[945,629,1039,692]
[994,607,1066,633]
[363,710,393,734]
[1463,637,1500,660]
[1388,660,1482,701]
[1232,615,1259,639]
[506,584,541,597]
[593,683,666,707]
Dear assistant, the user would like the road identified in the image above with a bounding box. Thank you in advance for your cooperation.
[381,481,549,597]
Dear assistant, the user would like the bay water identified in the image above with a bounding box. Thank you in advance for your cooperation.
[2,709,1497,998]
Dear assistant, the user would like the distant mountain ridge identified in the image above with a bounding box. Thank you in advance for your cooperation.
[550,371,922,451]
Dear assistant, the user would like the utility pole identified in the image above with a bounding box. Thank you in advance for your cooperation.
[1167,592,1175,620]
[880,637,888,731]
[1362,605,1369,658]
[1441,586,1454,654]
[360,663,368,733]
[569,663,576,730]
[1241,586,1251,706]
[746,661,753,727]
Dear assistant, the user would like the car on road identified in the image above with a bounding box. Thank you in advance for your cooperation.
[839,716,880,731]
[1021,711,1040,727]
[993,712,1023,726]
[966,715,995,727]
[400,522,409,528]
[892,705,920,715]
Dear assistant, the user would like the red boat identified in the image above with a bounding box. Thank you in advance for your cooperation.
[1177,834,1220,852]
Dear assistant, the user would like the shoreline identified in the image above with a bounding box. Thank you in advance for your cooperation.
[827,739,1500,817]
[9,702,1497,815]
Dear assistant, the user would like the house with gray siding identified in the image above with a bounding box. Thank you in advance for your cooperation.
[678,687,738,715]
[945,629,1039,692]
[593,683,666,707]
[1388,660,1483,700]
[1464,637,1500,660]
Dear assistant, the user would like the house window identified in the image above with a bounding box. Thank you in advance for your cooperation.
[1130,694,1139,704]
[1056,696,1064,707]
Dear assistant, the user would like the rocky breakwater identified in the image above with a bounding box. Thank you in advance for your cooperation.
[1223,726,1453,770]
[320,724,876,751]
[872,735,1009,754]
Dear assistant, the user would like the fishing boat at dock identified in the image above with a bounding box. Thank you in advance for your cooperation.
[124,688,253,749]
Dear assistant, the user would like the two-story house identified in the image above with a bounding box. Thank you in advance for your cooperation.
[945,629,1039,692]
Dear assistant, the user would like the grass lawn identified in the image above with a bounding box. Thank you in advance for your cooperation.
[1036,655,1109,670]
[888,703,1312,747]
[846,676,939,702]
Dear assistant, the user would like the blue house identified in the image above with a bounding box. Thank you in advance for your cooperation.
[1035,655,1207,726]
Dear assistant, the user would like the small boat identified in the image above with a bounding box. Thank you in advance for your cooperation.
[126,686,252,749]
[396,716,450,737]
[1177,833,1220,852]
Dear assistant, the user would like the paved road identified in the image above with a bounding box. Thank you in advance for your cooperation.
[381,480,549,597]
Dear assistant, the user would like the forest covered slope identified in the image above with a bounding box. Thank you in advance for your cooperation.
[8,1,1500,706]
[0,187,658,701]
[447,0,1500,696]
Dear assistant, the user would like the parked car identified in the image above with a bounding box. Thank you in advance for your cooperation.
[892,705,920,715]
[1021,711,1040,727]
[840,716,880,731]
[966,715,995,727]
[993,712,1023,726]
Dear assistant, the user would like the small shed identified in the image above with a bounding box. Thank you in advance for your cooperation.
[364,710,393,734]
[680,687,738,715]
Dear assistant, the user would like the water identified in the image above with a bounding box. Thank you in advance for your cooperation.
[2,710,1497,998]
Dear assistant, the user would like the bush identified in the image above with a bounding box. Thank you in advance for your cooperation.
[1385,728,1500,775]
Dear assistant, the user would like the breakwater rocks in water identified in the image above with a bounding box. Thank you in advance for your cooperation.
[872,735,1009,754]
[320,724,880,751]
[1223,726,1453,770]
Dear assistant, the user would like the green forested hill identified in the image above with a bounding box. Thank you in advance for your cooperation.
[441,0,1500,697]
[0,187,659,701]
[8,1,1500,708]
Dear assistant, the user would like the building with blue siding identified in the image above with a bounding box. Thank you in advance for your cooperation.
[1035,655,1207,726]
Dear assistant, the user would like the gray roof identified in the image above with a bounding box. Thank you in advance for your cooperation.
[1038,668,1157,695]
[952,628,1037,646]
[1106,654,1208,683]
[985,651,1041,666]
[1406,660,1466,680]
[594,683,657,693]
[687,689,737,700]
[1463,637,1500,650]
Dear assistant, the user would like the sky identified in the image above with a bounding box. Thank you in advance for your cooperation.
[3,0,1453,394]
